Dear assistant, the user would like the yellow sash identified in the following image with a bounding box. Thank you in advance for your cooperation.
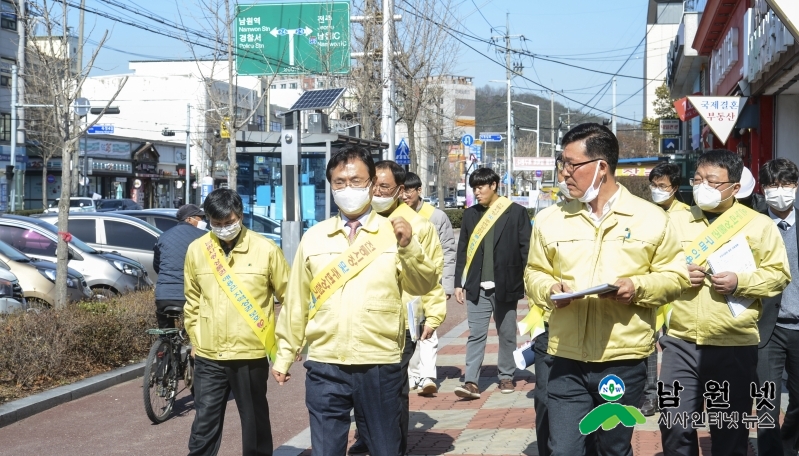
[308,204,420,320]
[201,237,276,362]
[461,196,512,284]
[657,203,758,330]
[418,202,436,220]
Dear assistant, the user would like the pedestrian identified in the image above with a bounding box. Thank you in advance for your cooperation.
[658,150,790,456]
[184,188,290,456]
[637,162,688,418]
[347,161,446,455]
[403,171,456,396]
[525,123,688,456]
[453,166,531,399]
[272,146,438,456]
[152,204,206,328]
[756,158,799,455]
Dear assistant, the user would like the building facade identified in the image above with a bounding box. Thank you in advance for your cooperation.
[645,0,684,119]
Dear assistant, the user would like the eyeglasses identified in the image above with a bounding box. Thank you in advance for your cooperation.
[402,188,420,197]
[331,179,371,191]
[688,178,732,189]
[649,184,673,191]
[556,158,602,173]
[374,184,399,197]
[763,182,798,189]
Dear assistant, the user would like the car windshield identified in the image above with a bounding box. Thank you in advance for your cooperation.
[0,240,30,262]
[50,199,93,208]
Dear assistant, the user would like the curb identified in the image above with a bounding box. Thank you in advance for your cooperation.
[0,361,145,428]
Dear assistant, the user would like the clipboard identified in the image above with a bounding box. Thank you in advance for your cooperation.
[551,283,620,301]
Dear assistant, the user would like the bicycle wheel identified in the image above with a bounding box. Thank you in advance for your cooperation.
[143,338,177,424]
[183,353,195,395]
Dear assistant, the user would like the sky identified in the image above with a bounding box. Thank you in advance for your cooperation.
[66,0,658,124]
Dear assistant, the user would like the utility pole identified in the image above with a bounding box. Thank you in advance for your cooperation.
[381,0,396,158]
[10,65,18,212]
[612,77,617,136]
[13,0,25,210]
[186,104,191,206]
[492,14,522,196]
[550,91,555,156]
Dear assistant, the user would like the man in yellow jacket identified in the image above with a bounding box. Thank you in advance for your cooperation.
[272,146,438,456]
[525,123,689,456]
[659,150,791,456]
[184,188,290,456]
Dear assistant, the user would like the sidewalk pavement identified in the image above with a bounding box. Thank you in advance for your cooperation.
[298,299,773,455]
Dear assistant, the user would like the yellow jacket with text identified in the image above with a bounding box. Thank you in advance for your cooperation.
[525,185,689,362]
[273,210,438,374]
[184,227,290,360]
[666,203,790,346]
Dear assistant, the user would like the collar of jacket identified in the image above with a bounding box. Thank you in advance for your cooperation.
[329,209,383,238]
[561,184,635,220]
[211,225,251,254]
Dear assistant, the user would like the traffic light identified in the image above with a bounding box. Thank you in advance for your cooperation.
[5,165,13,180]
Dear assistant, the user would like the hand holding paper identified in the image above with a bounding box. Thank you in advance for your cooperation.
[551,283,620,302]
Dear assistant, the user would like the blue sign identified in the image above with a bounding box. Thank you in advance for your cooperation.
[470,144,482,162]
[660,137,680,153]
[46,174,55,184]
[479,133,502,142]
[502,173,515,185]
[395,139,410,165]
[87,124,114,135]
[461,135,474,147]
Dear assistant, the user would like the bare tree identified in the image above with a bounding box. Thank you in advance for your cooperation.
[24,0,126,307]
[348,0,383,141]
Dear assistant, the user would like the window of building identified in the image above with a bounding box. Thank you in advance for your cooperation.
[270,121,282,132]
[270,84,276,89]
[0,113,9,142]
[280,83,287,89]
[317,81,325,88]
[290,83,298,89]
[0,57,14,87]
[1,1,16,31]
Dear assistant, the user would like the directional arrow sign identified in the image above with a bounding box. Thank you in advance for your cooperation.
[268,26,313,66]
[479,133,503,142]
[660,137,680,153]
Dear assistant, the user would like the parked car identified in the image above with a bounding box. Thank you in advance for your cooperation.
[132,209,283,246]
[96,199,143,212]
[0,240,92,308]
[117,209,180,232]
[423,197,439,207]
[44,197,96,214]
[444,197,456,208]
[38,213,163,281]
[0,267,25,314]
[0,215,152,299]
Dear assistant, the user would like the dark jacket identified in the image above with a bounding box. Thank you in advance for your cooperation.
[455,201,531,303]
[153,222,206,302]
[758,207,798,348]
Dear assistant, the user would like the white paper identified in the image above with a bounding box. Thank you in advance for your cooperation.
[406,297,423,341]
[551,283,620,301]
[706,234,756,317]
[517,320,546,340]
[513,341,535,370]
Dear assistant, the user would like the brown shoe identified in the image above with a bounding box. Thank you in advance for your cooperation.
[499,379,515,394]
[454,382,480,399]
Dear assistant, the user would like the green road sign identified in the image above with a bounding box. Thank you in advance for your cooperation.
[235,2,351,76]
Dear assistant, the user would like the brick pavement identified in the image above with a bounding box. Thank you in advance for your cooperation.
[298,300,775,455]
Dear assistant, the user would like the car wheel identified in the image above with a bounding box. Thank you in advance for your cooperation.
[91,287,117,301]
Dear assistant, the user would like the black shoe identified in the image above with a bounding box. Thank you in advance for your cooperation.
[640,397,659,417]
[348,439,369,454]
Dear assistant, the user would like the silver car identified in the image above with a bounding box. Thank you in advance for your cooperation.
[0,267,26,314]
[0,215,152,299]
[38,213,163,280]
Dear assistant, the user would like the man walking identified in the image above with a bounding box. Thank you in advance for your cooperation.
[525,123,688,456]
[403,171,456,396]
[659,150,790,456]
[184,189,290,456]
[756,158,799,455]
[153,204,206,328]
[454,167,531,398]
[273,146,438,456]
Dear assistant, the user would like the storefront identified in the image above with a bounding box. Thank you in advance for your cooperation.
[131,143,160,209]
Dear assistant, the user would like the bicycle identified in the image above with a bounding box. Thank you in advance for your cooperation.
[142,305,194,424]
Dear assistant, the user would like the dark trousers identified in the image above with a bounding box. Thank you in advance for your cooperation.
[533,329,553,456]
[305,360,403,456]
[757,326,799,456]
[643,330,661,402]
[156,299,186,329]
[547,356,646,456]
[188,356,272,456]
[658,334,757,456]
[399,330,416,454]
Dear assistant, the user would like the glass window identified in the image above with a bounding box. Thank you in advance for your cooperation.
[280,84,286,89]
[289,83,297,89]
[104,220,157,251]
[0,113,9,142]
[152,217,179,231]
[0,227,57,257]
[69,219,97,243]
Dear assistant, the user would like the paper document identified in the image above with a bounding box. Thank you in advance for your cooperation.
[706,235,756,318]
[406,297,424,341]
[513,341,535,370]
[551,284,620,301]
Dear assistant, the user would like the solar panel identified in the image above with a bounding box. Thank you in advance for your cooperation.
[289,88,346,111]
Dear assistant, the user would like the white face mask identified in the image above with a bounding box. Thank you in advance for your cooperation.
[196,220,208,230]
[212,221,241,241]
[650,188,675,204]
[577,161,603,204]
[557,180,572,200]
[371,187,400,213]
[765,187,796,212]
[693,183,735,211]
[333,184,372,215]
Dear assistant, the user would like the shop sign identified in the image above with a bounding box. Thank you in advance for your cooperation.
[709,27,739,93]
[82,140,131,157]
[746,2,796,83]
[687,96,747,145]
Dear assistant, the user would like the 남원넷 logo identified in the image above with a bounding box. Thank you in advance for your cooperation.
[579,375,647,435]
